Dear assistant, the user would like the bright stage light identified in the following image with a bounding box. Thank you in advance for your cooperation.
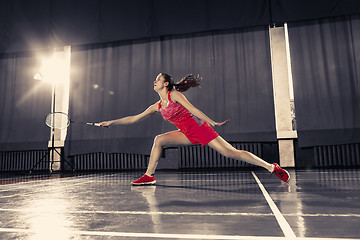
[33,72,44,81]
[34,55,67,84]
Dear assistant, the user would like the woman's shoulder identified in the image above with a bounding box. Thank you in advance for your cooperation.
[169,91,183,102]
[148,101,161,112]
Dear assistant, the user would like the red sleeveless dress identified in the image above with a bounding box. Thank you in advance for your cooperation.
[159,91,219,146]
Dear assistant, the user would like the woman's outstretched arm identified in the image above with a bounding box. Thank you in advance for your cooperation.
[170,91,229,127]
[99,102,159,127]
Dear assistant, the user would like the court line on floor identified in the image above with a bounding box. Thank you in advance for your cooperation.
[0,180,97,199]
[0,172,123,186]
[251,171,297,239]
[0,208,359,218]
[0,208,274,216]
[0,172,119,188]
[0,227,359,240]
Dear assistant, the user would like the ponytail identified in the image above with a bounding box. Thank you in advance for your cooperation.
[173,74,201,92]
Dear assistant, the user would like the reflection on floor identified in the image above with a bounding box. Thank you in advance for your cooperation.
[0,169,359,239]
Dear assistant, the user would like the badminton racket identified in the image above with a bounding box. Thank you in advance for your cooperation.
[45,112,107,129]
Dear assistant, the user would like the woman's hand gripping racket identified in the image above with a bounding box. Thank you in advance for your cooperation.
[45,112,108,129]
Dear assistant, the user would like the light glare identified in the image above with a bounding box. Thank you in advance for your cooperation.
[33,72,44,81]
[36,56,67,84]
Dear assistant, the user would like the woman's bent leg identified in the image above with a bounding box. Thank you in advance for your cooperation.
[132,130,192,185]
[145,130,192,176]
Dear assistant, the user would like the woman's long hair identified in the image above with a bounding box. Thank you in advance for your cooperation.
[161,73,201,92]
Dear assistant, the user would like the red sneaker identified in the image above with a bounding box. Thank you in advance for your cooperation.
[131,174,156,186]
[271,163,290,183]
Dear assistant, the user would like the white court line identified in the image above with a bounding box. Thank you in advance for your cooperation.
[0,173,112,192]
[0,180,97,199]
[0,175,84,189]
[0,228,359,240]
[0,208,273,216]
[251,171,297,239]
[1,208,359,218]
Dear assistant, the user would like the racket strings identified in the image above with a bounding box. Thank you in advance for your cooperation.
[45,112,71,129]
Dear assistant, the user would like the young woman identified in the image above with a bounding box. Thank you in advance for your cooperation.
[99,73,290,185]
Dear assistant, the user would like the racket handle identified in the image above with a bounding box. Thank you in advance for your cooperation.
[93,123,109,128]
[86,122,109,128]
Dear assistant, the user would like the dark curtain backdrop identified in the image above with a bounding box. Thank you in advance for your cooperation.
[2,0,360,54]
[0,0,271,53]
[288,15,360,147]
[0,51,52,151]
[271,0,360,25]
[66,27,276,156]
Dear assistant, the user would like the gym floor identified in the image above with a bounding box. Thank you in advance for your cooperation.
[0,169,359,240]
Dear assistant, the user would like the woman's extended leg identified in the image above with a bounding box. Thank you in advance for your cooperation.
[132,130,192,185]
[207,136,273,171]
[207,136,290,182]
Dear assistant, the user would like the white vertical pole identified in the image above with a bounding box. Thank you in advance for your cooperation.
[48,46,71,171]
[284,23,294,101]
[269,26,297,167]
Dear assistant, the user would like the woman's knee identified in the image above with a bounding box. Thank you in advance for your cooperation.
[153,134,165,147]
